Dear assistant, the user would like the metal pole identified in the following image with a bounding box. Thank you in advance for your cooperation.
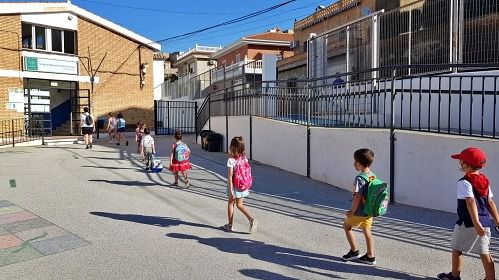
[195,102,199,143]
[389,69,397,203]
[70,112,73,136]
[154,100,158,135]
[11,119,15,147]
[306,85,311,178]
[224,66,228,152]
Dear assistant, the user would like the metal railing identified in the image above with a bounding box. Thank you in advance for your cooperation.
[164,59,264,101]
[307,0,499,79]
[0,118,45,147]
[198,64,499,139]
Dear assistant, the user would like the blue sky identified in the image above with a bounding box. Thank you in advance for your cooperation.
[2,0,333,53]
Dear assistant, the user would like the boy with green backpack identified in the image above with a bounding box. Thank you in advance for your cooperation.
[341,148,389,265]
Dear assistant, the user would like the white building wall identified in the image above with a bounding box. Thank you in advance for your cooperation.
[21,13,78,30]
[153,60,164,101]
[206,115,499,213]
[309,127,391,192]
[252,117,308,176]
[228,116,251,156]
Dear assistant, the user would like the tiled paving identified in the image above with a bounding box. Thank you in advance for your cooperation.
[0,200,90,267]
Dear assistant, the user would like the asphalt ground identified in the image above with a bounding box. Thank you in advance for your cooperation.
[0,133,497,279]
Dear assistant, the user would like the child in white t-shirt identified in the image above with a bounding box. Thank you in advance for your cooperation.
[141,128,155,171]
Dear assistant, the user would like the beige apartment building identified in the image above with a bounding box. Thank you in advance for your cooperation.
[0,1,162,135]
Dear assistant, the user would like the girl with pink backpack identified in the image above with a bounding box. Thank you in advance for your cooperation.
[224,136,257,233]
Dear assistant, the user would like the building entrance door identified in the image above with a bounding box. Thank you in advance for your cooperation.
[24,79,79,136]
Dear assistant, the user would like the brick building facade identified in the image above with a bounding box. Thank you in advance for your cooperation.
[0,2,161,135]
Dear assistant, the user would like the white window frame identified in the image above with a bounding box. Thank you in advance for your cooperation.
[21,22,76,55]
[235,53,241,63]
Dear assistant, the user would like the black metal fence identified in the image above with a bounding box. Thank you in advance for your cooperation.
[154,100,197,135]
[0,118,45,147]
[198,64,499,139]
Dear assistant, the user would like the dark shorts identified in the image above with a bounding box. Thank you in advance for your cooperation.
[82,127,93,135]
[117,128,125,133]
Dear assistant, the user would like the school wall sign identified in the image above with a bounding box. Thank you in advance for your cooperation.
[23,56,78,75]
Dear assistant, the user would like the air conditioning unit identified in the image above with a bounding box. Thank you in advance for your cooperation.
[207,60,215,66]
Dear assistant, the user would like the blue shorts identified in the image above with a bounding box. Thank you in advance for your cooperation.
[227,185,249,199]
[117,127,125,132]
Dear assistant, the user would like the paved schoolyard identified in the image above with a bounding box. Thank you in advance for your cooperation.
[0,134,496,279]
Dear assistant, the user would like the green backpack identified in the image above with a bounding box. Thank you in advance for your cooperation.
[358,174,389,217]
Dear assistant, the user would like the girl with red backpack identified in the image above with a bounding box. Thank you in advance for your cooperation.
[224,136,257,233]
[169,131,191,188]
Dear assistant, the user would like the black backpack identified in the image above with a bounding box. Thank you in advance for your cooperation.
[85,114,93,125]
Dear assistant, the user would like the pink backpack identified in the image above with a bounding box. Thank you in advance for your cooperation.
[232,155,253,191]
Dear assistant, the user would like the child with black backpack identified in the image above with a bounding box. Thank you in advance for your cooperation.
[342,148,382,265]
[224,136,257,234]
[169,131,191,188]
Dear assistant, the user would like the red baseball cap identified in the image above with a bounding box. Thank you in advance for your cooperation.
[451,147,487,168]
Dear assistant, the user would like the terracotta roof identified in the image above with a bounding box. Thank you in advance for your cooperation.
[247,32,293,42]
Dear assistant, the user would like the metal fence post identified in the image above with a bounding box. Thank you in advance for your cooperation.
[306,84,312,178]
[389,69,397,203]
[154,100,158,135]
[11,119,15,147]
[195,102,199,143]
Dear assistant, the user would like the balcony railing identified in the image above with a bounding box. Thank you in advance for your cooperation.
[176,45,221,61]
[211,59,263,83]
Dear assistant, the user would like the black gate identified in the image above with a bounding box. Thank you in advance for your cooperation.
[154,100,197,135]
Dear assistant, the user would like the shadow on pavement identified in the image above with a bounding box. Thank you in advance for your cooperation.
[167,233,432,279]
[88,179,167,187]
[239,269,301,280]
[90,212,220,231]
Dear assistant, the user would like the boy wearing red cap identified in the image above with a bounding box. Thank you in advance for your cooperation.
[438,147,499,280]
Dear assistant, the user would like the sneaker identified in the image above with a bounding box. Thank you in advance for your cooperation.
[125,141,129,146]
[185,180,190,189]
[358,254,376,265]
[222,224,233,232]
[436,272,461,280]
[249,218,257,233]
[342,250,360,261]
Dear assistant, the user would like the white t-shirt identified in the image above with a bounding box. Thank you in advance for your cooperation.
[227,158,236,169]
[141,135,154,149]
[81,113,94,128]
[457,180,493,199]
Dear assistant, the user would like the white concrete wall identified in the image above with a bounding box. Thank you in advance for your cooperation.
[228,116,251,156]
[209,116,227,152]
[252,117,308,176]
[206,115,499,213]
[153,60,164,101]
[309,127,391,192]
[394,131,499,212]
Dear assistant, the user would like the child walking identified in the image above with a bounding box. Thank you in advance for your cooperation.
[438,147,499,280]
[342,148,377,265]
[169,131,191,188]
[224,136,257,233]
[106,112,117,143]
[115,113,128,146]
[136,121,145,154]
[141,128,155,171]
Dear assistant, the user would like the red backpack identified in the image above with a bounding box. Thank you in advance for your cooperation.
[232,155,253,191]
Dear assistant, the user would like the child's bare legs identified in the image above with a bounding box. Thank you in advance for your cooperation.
[235,198,253,222]
[480,254,495,280]
[227,196,235,225]
[181,171,189,188]
[362,227,375,257]
[343,223,358,252]
[173,172,179,185]
[451,250,463,278]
